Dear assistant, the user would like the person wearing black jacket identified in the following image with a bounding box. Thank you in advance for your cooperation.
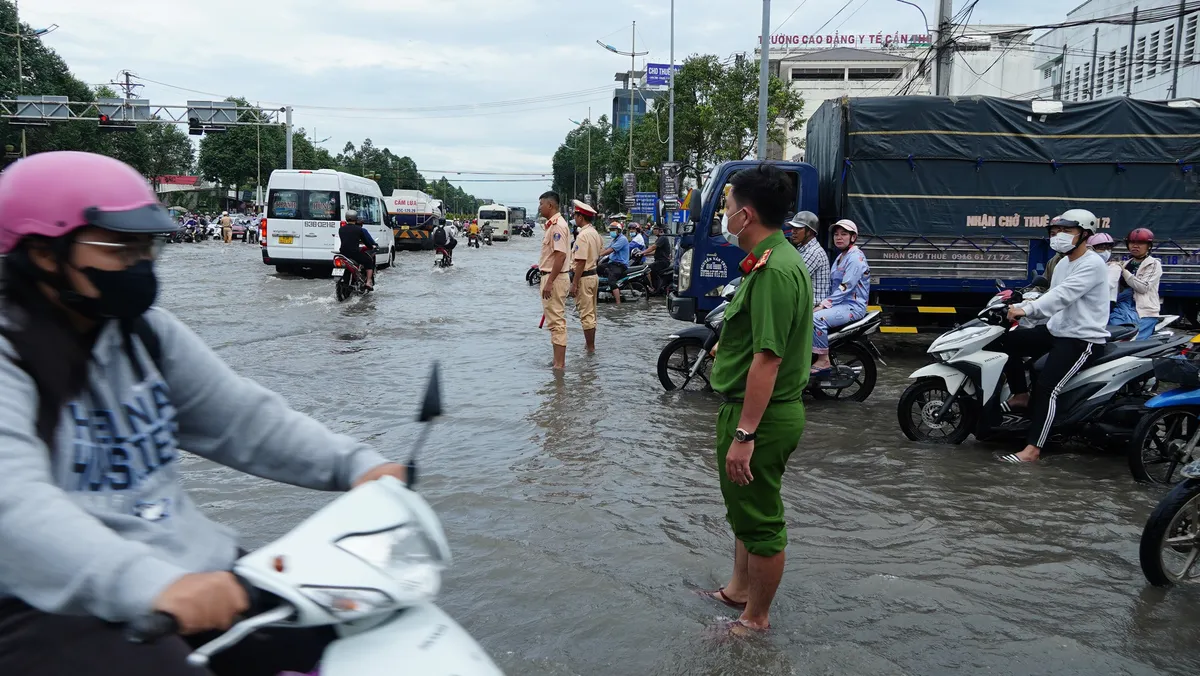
[338,210,377,289]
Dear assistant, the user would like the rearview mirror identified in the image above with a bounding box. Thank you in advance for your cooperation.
[995,279,1006,290]
[1031,275,1050,289]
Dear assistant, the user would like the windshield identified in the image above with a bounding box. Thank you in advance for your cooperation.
[479,210,507,221]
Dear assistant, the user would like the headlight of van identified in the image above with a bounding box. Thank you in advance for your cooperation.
[678,250,693,292]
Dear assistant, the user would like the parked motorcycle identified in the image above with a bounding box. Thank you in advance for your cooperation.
[657,279,884,401]
[126,366,505,675]
[1139,458,1200,587]
[598,255,651,299]
[333,246,374,301]
[897,281,1188,447]
[1127,345,1200,484]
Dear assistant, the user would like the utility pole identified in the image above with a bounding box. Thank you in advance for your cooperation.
[934,0,954,96]
[110,70,144,99]
[1126,6,1138,97]
[256,103,262,209]
[285,106,293,169]
[629,21,636,173]
[1171,0,1186,97]
[669,0,676,163]
[1089,28,1099,100]
[756,0,771,160]
[586,106,592,200]
[15,0,25,157]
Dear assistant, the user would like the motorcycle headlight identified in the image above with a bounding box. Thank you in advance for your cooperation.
[678,250,693,291]
[300,585,394,621]
[931,351,951,363]
[336,526,445,605]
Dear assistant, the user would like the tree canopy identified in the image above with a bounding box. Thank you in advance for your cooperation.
[550,54,805,213]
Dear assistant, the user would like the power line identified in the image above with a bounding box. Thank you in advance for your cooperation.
[771,0,813,33]
[833,0,873,33]
[421,169,551,176]
[811,0,858,36]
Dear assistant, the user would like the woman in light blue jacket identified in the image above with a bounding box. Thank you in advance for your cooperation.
[811,219,871,374]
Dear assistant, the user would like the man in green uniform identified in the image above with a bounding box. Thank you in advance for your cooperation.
[703,163,812,633]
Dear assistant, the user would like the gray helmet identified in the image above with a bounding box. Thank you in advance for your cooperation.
[789,211,820,232]
[344,209,361,224]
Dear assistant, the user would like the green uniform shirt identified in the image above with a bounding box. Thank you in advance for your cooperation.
[710,230,813,402]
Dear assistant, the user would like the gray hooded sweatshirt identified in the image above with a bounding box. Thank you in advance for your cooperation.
[0,306,389,622]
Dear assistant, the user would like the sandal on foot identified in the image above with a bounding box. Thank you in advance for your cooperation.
[698,588,746,610]
[997,453,1034,464]
[810,367,834,378]
[718,618,770,635]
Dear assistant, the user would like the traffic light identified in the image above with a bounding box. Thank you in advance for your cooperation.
[98,114,135,132]
[188,116,203,136]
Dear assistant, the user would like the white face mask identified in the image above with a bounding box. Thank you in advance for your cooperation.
[1096,250,1111,262]
[1050,232,1078,254]
[722,208,747,248]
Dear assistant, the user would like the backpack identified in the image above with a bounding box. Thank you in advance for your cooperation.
[9,315,162,447]
[432,226,448,247]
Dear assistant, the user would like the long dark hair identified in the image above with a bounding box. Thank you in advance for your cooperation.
[1,239,94,447]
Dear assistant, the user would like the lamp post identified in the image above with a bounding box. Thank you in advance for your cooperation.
[568,106,593,203]
[597,24,648,172]
[5,1,59,158]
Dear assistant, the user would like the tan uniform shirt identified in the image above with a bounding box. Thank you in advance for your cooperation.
[572,224,604,272]
[539,213,571,273]
[220,216,232,228]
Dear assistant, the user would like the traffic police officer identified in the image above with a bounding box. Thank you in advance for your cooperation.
[703,164,811,634]
[538,191,571,369]
[569,200,603,352]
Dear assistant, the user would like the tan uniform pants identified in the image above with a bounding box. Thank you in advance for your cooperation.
[222,227,232,243]
[576,275,599,330]
[541,273,569,346]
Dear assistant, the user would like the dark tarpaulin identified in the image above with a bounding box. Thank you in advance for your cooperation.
[806,96,1200,238]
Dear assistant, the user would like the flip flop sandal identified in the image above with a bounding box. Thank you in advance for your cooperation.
[718,617,770,635]
[997,453,1032,464]
[697,588,746,610]
[810,367,834,378]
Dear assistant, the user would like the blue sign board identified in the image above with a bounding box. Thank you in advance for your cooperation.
[646,63,683,87]
[632,192,658,215]
[670,209,690,224]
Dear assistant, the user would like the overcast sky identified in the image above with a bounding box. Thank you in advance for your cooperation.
[24,0,1077,206]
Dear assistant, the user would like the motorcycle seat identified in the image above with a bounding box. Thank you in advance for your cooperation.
[1106,324,1138,342]
[828,311,883,336]
[1031,339,1149,371]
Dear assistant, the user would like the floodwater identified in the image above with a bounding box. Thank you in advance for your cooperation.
[158,236,1200,676]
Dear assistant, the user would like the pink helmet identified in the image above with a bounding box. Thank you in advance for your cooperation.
[1087,233,1115,247]
[0,151,177,254]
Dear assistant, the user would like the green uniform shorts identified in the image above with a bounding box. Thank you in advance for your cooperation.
[716,401,805,557]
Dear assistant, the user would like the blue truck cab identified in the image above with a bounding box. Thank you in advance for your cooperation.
[667,160,820,324]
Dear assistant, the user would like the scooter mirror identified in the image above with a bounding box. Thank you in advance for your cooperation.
[418,362,443,423]
[995,279,1005,290]
[1031,275,1050,289]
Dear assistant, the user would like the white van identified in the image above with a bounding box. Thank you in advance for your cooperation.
[261,169,395,275]
[477,204,510,241]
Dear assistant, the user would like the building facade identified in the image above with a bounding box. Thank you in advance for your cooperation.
[1034,0,1200,101]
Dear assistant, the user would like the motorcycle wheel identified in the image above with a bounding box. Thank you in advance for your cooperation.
[1139,479,1200,587]
[526,268,541,286]
[897,378,976,444]
[335,279,351,302]
[810,342,877,402]
[627,279,649,298]
[1129,407,1200,484]
[657,336,712,391]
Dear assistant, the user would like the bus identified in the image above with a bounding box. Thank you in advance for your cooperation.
[478,203,510,241]
[508,206,527,228]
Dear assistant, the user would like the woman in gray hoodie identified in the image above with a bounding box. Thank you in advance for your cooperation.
[0,152,406,675]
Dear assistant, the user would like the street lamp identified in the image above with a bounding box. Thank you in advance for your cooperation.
[568,107,592,203]
[4,0,60,157]
[597,21,648,173]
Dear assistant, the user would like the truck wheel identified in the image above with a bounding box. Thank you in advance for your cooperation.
[897,378,975,444]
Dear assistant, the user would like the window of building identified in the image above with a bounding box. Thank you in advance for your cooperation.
[1135,37,1146,82]
[1073,66,1082,100]
[790,67,844,80]
[1119,46,1129,89]
[1095,60,1105,97]
[847,67,904,80]
[1083,63,1092,98]
[1185,15,1197,62]
[1149,31,1160,78]
[1106,52,1117,92]
[1164,26,1175,73]
[1043,66,1053,80]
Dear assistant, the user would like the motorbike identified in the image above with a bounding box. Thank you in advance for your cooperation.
[526,265,541,286]
[597,255,651,299]
[468,232,480,249]
[896,278,1189,448]
[517,224,533,238]
[1140,458,1200,587]
[657,279,885,401]
[1126,344,1200,484]
[125,366,505,675]
[434,247,453,268]
[333,246,374,301]
[483,227,494,246]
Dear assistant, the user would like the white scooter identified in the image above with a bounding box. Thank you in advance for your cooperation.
[897,280,1190,447]
[127,365,504,676]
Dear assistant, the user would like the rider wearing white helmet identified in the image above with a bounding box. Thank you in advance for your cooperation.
[998,208,1111,464]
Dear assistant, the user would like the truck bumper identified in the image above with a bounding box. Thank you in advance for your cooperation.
[668,293,697,323]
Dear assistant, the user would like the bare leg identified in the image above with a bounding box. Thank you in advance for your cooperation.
[552,344,566,370]
[720,539,751,603]
[584,328,596,353]
[739,550,785,629]
[366,269,375,287]
[613,288,621,305]
[812,353,832,370]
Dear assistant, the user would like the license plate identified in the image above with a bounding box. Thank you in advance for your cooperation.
[401,226,410,231]
[277,235,294,244]
[332,266,346,277]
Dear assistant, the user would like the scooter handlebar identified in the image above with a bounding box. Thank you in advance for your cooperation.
[125,576,262,644]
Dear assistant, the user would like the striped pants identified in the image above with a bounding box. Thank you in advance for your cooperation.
[997,325,1096,449]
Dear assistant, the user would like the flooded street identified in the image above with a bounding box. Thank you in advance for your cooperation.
[158,237,1200,676]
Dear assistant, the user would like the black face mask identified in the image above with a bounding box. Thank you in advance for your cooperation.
[61,259,159,321]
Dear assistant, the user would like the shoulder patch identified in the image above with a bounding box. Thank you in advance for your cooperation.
[753,249,773,270]
[553,232,562,241]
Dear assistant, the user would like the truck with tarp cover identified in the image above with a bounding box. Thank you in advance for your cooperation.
[805,95,1200,331]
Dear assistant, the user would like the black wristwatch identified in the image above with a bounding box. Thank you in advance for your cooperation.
[735,428,757,443]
